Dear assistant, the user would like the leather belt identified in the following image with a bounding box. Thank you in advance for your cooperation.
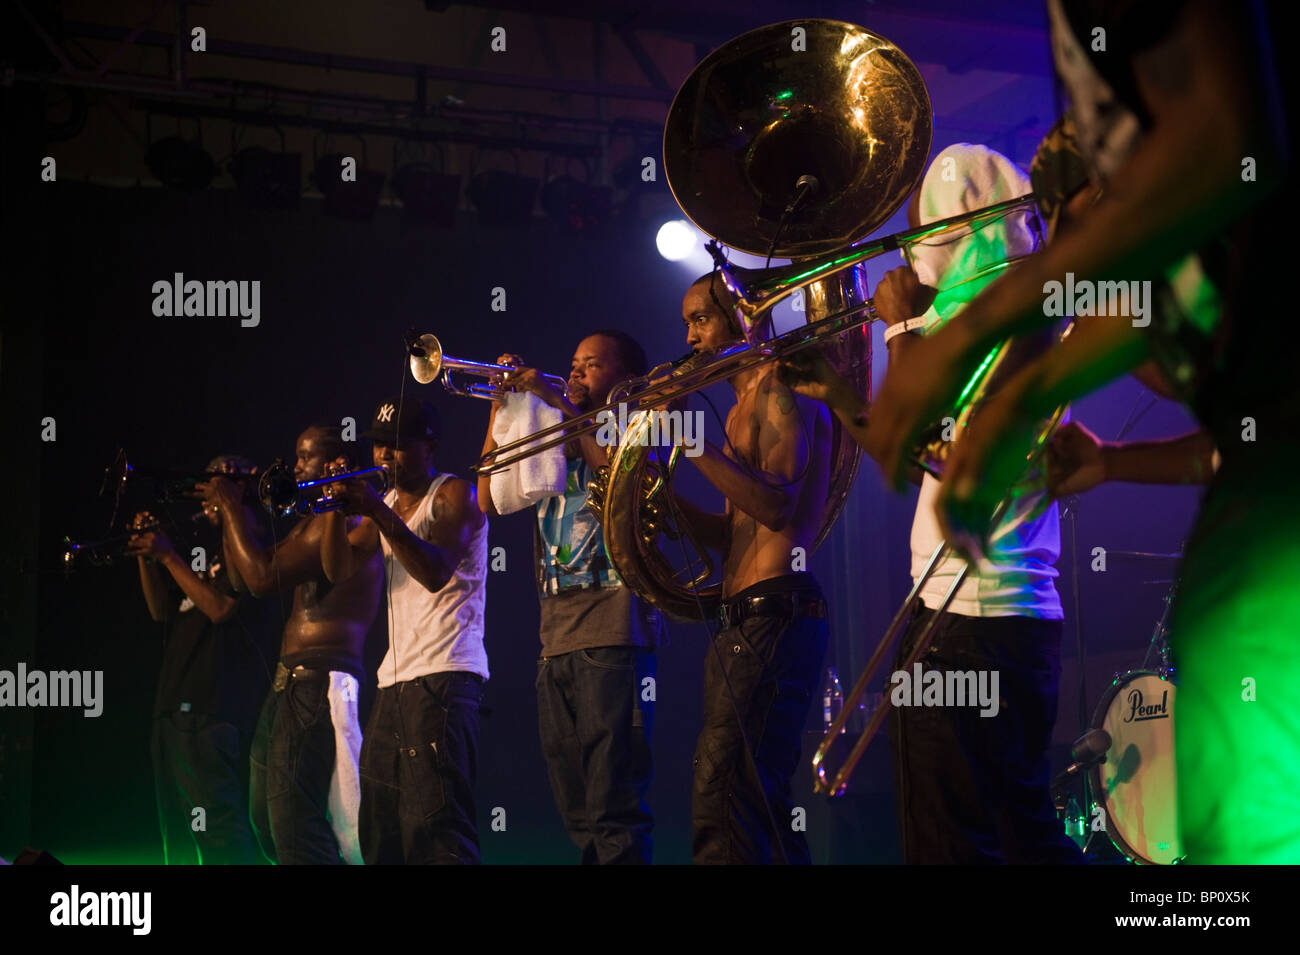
[717,591,827,630]
[272,661,331,692]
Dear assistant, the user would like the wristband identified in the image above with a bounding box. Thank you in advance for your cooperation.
[883,317,928,343]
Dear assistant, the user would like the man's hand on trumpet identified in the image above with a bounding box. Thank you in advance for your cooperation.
[492,353,571,411]
[324,457,385,517]
[196,474,242,514]
[125,510,176,562]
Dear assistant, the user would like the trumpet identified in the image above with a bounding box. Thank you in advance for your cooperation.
[811,322,1075,798]
[258,462,392,517]
[407,331,569,400]
[103,448,224,505]
[62,511,208,570]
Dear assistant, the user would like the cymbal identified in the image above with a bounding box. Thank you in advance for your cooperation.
[1108,550,1183,562]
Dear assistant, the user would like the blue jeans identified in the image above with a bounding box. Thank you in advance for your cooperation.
[359,672,484,865]
[536,647,655,864]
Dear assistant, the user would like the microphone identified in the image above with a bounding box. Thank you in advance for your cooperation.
[785,174,820,215]
[403,327,426,358]
[1051,728,1111,794]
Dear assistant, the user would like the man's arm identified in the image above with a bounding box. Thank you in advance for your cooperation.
[936,316,1152,550]
[1048,420,1217,494]
[508,366,608,470]
[137,555,171,623]
[669,492,729,552]
[206,478,323,596]
[127,530,237,624]
[688,374,820,532]
[367,478,484,593]
[478,400,502,516]
[868,0,1282,484]
[320,510,381,584]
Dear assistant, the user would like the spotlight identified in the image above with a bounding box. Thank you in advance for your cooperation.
[230,147,301,210]
[146,137,215,192]
[468,170,538,227]
[656,219,697,261]
[541,175,610,234]
[393,163,461,226]
[313,153,385,220]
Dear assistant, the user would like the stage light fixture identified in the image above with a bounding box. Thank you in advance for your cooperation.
[230,147,301,210]
[393,163,461,226]
[656,219,697,261]
[468,169,539,227]
[313,153,386,220]
[146,136,216,192]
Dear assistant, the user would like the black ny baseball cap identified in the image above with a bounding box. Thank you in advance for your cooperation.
[362,395,442,446]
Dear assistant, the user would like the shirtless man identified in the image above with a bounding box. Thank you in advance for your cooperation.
[203,425,383,865]
[674,272,833,864]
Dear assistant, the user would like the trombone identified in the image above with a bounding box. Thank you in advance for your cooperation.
[407,331,569,400]
[811,323,1075,798]
[258,463,392,517]
[476,195,1041,476]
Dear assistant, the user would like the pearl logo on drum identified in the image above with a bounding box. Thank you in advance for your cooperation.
[1123,686,1169,723]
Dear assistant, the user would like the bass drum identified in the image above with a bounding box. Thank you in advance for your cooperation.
[1089,670,1182,864]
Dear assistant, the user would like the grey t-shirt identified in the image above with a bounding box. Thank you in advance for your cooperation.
[537,584,664,657]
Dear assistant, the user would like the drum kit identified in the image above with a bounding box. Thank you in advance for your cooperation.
[1062,551,1184,865]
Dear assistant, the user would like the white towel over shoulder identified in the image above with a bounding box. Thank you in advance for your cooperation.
[489,391,566,514]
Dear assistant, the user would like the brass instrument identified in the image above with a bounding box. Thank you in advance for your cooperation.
[585,18,928,620]
[62,511,208,570]
[408,331,569,400]
[103,448,221,505]
[258,463,392,517]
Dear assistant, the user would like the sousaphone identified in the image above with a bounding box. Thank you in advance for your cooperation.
[594,20,932,619]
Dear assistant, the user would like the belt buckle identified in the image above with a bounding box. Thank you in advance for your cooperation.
[273,662,290,692]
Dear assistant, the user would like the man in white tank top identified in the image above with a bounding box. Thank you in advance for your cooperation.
[321,396,489,864]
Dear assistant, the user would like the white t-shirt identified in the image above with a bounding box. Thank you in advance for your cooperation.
[377,473,490,687]
[910,472,1063,619]
[909,305,1064,619]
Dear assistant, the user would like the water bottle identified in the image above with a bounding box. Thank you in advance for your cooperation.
[1062,795,1087,849]
[822,667,844,734]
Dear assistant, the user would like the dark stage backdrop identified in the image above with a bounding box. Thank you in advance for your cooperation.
[12,182,1202,864]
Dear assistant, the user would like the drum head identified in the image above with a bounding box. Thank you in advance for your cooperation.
[1089,671,1181,864]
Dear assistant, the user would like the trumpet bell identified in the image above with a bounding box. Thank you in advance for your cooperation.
[410,333,445,385]
[664,19,932,258]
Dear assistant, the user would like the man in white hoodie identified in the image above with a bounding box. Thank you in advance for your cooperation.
[782,144,1082,863]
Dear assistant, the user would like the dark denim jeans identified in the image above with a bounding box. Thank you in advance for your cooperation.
[889,605,1084,864]
[249,673,345,865]
[152,711,262,865]
[359,671,483,865]
[536,647,655,864]
[692,612,828,865]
